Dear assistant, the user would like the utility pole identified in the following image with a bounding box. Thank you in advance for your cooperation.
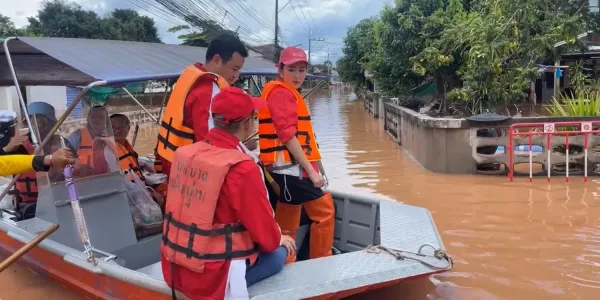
[308,32,324,67]
[327,48,331,76]
[274,0,279,62]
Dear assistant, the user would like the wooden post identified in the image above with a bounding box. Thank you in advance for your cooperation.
[530,81,536,116]
[553,60,560,100]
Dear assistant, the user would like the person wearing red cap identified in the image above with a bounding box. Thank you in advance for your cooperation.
[257,47,334,263]
[161,86,296,300]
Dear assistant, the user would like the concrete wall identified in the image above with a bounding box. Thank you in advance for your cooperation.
[362,93,600,176]
[383,103,476,174]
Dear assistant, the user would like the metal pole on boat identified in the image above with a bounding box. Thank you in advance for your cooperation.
[0,223,59,273]
[3,37,40,146]
[131,123,140,147]
[250,76,261,95]
[122,87,159,124]
[0,81,106,211]
[157,80,170,125]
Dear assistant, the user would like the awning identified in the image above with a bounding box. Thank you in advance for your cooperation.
[0,37,279,86]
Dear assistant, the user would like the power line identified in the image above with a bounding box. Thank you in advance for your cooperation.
[289,2,309,33]
[302,0,315,27]
[148,0,274,45]
[295,0,312,32]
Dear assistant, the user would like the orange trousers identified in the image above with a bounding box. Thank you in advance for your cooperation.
[275,192,335,262]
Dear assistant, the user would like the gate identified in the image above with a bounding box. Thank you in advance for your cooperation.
[508,121,600,182]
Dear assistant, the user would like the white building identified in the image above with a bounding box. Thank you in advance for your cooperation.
[0,86,83,120]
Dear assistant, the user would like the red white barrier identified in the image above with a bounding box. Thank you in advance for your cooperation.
[508,121,599,182]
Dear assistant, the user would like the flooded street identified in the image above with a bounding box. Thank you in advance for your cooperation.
[2,87,600,299]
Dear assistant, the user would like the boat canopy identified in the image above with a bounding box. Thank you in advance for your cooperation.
[0,37,279,86]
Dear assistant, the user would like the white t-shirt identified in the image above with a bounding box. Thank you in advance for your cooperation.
[207,82,220,130]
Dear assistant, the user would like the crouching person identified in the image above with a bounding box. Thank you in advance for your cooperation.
[161,87,296,300]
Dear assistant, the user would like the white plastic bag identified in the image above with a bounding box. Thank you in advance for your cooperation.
[123,172,163,232]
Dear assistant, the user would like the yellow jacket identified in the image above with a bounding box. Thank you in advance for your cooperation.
[0,155,47,176]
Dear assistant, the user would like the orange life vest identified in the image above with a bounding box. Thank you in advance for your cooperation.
[155,65,229,163]
[15,140,38,203]
[153,154,163,174]
[258,80,322,166]
[116,140,144,181]
[161,141,259,273]
[77,128,95,166]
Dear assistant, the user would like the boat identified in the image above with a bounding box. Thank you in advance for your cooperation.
[0,36,452,299]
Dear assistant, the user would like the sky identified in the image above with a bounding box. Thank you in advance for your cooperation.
[3,0,389,64]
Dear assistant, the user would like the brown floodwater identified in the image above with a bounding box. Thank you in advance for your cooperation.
[2,86,599,300]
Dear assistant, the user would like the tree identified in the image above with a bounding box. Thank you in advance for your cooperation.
[0,14,39,37]
[340,0,592,116]
[413,0,586,114]
[0,14,20,36]
[26,0,161,42]
[169,16,237,46]
[27,0,103,38]
[337,18,378,88]
[323,60,333,74]
[103,9,161,42]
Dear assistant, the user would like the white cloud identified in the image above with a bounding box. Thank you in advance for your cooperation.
[2,0,387,63]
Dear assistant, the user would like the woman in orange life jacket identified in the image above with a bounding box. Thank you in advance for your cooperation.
[110,113,166,208]
[257,47,334,262]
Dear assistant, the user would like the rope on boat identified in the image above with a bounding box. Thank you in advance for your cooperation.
[365,244,453,271]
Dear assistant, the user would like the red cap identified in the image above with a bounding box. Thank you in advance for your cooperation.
[278,47,308,67]
[211,87,266,125]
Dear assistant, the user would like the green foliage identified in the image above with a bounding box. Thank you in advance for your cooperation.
[25,0,161,42]
[0,14,39,37]
[336,18,378,88]
[547,63,600,117]
[339,0,593,116]
[168,17,237,47]
[547,92,600,117]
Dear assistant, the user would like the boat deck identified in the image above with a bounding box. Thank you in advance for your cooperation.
[136,199,448,299]
[0,192,449,300]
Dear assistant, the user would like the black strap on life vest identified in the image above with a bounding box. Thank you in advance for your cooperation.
[162,212,259,261]
[16,177,38,198]
[258,115,311,126]
[158,117,196,151]
[126,163,146,181]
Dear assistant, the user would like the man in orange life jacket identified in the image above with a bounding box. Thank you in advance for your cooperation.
[155,34,251,179]
[67,106,116,177]
[161,87,295,300]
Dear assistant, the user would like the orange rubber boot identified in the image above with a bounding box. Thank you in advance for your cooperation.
[303,192,335,259]
[274,202,302,263]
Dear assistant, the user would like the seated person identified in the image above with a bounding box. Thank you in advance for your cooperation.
[109,114,154,180]
[162,87,296,299]
[67,106,118,177]
[0,110,28,155]
[11,102,75,219]
[110,113,165,208]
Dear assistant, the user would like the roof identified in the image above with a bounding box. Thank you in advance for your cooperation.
[250,43,279,63]
[0,37,278,86]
